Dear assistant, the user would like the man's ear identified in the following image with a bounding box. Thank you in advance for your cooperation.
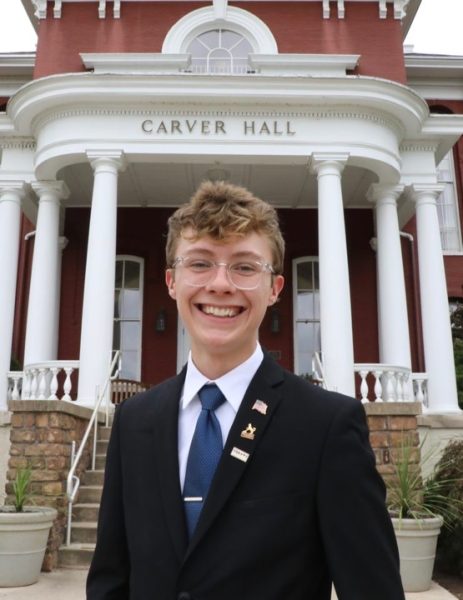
[269,274,284,306]
[165,269,176,299]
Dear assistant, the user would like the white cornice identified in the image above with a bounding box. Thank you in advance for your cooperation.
[405,54,463,79]
[0,54,35,77]
[7,72,430,140]
[249,54,360,76]
[80,53,191,74]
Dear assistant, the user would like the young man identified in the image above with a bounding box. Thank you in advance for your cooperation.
[87,181,405,599]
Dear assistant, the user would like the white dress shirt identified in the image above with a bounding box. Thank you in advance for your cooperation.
[178,344,264,490]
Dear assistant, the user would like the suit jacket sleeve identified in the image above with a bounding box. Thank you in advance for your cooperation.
[317,398,405,600]
[86,405,130,600]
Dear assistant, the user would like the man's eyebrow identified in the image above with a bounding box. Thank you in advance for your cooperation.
[183,249,265,261]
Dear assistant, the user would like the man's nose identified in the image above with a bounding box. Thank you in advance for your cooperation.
[206,263,235,290]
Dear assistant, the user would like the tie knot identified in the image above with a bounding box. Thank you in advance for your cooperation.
[199,384,226,412]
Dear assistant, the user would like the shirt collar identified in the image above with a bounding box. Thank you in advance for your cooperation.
[182,344,264,413]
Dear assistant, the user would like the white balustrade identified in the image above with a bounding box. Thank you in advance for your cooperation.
[7,371,24,401]
[354,364,427,404]
[19,361,80,401]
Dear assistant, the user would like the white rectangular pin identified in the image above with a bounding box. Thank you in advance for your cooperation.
[231,447,250,463]
[252,399,268,415]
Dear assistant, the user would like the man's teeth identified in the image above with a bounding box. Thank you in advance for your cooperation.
[202,305,239,317]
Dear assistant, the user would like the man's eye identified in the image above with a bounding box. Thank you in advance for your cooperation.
[187,260,213,271]
[231,262,259,275]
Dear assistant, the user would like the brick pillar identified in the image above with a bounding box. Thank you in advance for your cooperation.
[5,400,95,570]
[364,402,422,482]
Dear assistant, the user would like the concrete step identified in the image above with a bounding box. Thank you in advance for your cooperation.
[98,426,112,441]
[95,454,107,470]
[78,485,103,503]
[96,440,109,454]
[58,543,95,569]
[83,470,105,486]
[73,503,100,522]
[71,522,97,544]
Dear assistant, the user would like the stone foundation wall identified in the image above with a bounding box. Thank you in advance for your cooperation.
[364,402,422,481]
[0,411,11,505]
[5,400,95,571]
[418,413,463,478]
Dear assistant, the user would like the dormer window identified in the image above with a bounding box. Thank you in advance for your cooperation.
[187,29,254,74]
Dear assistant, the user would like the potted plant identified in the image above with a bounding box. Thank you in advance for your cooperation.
[386,436,463,593]
[0,468,57,587]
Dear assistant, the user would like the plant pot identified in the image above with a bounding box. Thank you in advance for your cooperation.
[391,515,444,593]
[0,506,57,587]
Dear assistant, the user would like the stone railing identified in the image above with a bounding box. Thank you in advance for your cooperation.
[354,364,428,404]
[10,361,80,402]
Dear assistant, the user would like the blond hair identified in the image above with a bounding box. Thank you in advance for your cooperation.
[166,180,285,273]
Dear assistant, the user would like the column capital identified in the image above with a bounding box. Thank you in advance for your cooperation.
[31,180,70,202]
[86,150,126,173]
[0,181,28,202]
[311,153,349,176]
[407,184,445,205]
[367,184,404,205]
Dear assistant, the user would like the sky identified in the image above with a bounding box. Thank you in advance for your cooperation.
[1,0,463,55]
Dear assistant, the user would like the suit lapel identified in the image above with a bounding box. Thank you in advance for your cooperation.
[153,368,189,562]
[183,355,284,562]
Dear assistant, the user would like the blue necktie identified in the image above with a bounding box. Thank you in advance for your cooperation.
[183,384,226,538]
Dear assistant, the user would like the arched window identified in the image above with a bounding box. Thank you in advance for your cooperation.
[187,29,254,74]
[292,257,321,376]
[114,256,144,381]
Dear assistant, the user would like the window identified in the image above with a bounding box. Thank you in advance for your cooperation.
[292,258,321,376]
[437,151,462,253]
[114,256,144,381]
[187,29,253,74]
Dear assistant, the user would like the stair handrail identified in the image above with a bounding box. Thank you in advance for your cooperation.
[312,352,330,390]
[65,350,120,546]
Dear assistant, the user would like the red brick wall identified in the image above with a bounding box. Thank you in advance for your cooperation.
[35,1,406,82]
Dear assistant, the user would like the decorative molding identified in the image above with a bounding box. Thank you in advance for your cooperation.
[31,0,47,19]
[31,180,70,200]
[337,0,345,19]
[249,53,359,76]
[366,183,404,203]
[393,0,408,20]
[98,0,106,19]
[80,53,191,74]
[0,137,36,151]
[212,0,228,20]
[114,0,121,18]
[53,0,62,18]
[162,5,278,55]
[400,141,440,153]
[379,0,387,18]
[322,0,330,19]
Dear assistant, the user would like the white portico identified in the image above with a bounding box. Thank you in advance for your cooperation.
[1,3,463,413]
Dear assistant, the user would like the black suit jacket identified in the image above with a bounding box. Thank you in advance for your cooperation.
[87,355,405,600]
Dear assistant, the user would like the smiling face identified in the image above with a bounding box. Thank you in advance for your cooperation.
[165,229,284,378]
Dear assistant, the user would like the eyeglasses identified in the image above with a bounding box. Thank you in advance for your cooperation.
[171,256,275,290]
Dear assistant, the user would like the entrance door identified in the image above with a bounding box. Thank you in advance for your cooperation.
[292,257,321,376]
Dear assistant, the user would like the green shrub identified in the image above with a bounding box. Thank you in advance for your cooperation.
[433,440,463,576]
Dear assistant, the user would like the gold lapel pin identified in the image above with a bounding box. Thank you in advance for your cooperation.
[241,423,257,440]
[252,399,268,415]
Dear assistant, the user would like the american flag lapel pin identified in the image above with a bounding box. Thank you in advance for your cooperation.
[252,399,268,415]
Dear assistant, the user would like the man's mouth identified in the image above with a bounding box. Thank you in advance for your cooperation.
[199,304,243,318]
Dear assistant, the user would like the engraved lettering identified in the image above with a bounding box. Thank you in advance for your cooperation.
[141,119,153,133]
[244,121,255,135]
[157,121,168,134]
[273,121,283,135]
[259,122,271,135]
[186,119,197,133]
[215,120,226,134]
[201,121,211,134]
[287,121,296,136]
[171,120,182,134]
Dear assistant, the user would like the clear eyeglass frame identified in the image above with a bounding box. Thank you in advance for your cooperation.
[171,256,275,290]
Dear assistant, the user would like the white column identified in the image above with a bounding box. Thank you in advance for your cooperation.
[78,152,125,406]
[312,154,355,396]
[411,184,459,413]
[54,236,69,357]
[368,184,412,370]
[0,183,26,413]
[23,181,69,366]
